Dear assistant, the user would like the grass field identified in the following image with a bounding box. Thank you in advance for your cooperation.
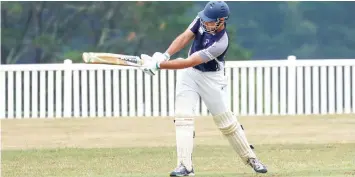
[2,115,355,177]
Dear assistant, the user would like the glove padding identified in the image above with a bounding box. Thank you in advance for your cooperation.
[140,52,169,76]
[152,52,170,61]
[140,54,159,76]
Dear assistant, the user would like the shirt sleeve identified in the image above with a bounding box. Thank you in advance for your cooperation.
[188,16,200,34]
[198,33,229,62]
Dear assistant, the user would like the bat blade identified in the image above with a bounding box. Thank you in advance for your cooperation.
[82,52,143,67]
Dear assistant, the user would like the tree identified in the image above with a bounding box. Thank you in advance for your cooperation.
[1,1,252,64]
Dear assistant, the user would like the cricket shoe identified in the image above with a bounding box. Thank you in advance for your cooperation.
[169,163,195,176]
[247,158,268,173]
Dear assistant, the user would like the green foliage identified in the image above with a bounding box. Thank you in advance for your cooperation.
[229,1,355,59]
[2,1,23,15]
[2,1,355,63]
[62,50,83,62]
[1,1,250,64]
[225,25,252,60]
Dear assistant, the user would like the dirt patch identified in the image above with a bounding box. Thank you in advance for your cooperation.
[2,115,355,150]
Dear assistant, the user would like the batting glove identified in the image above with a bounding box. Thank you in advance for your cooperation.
[152,52,170,61]
[140,54,161,76]
[140,52,170,76]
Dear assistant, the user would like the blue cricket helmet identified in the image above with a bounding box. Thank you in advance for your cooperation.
[198,1,230,22]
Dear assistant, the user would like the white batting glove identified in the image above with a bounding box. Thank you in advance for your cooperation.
[140,52,169,76]
[140,54,161,76]
[152,52,170,61]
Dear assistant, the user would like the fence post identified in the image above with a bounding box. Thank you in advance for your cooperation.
[63,59,73,118]
[287,55,296,115]
[0,65,5,119]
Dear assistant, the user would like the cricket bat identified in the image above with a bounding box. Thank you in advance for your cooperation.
[82,52,143,67]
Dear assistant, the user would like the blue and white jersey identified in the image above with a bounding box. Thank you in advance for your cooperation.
[188,16,229,72]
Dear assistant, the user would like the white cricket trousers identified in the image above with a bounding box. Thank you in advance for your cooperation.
[173,67,257,170]
[175,67,229,116]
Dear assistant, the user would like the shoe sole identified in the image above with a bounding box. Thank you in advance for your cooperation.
[256,169,267,173]
[170,172,195,176]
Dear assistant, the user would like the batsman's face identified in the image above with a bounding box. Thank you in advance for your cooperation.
[201,18,225,33]
[203,21,218,31]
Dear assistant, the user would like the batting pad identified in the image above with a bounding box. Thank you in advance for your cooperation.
[213,112,256,164]
[174,117,195,171]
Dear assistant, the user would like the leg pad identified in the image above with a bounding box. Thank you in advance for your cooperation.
[213,112,257,164]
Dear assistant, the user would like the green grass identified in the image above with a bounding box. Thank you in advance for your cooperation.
[2,115,355,177]
[3,144,355,177]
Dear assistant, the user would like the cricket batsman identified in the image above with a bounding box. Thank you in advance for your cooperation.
[140,1,267,176]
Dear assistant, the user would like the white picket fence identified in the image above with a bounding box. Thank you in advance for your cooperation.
[0,56,355,119]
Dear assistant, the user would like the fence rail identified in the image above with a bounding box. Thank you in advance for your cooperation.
[1,56,355,119]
